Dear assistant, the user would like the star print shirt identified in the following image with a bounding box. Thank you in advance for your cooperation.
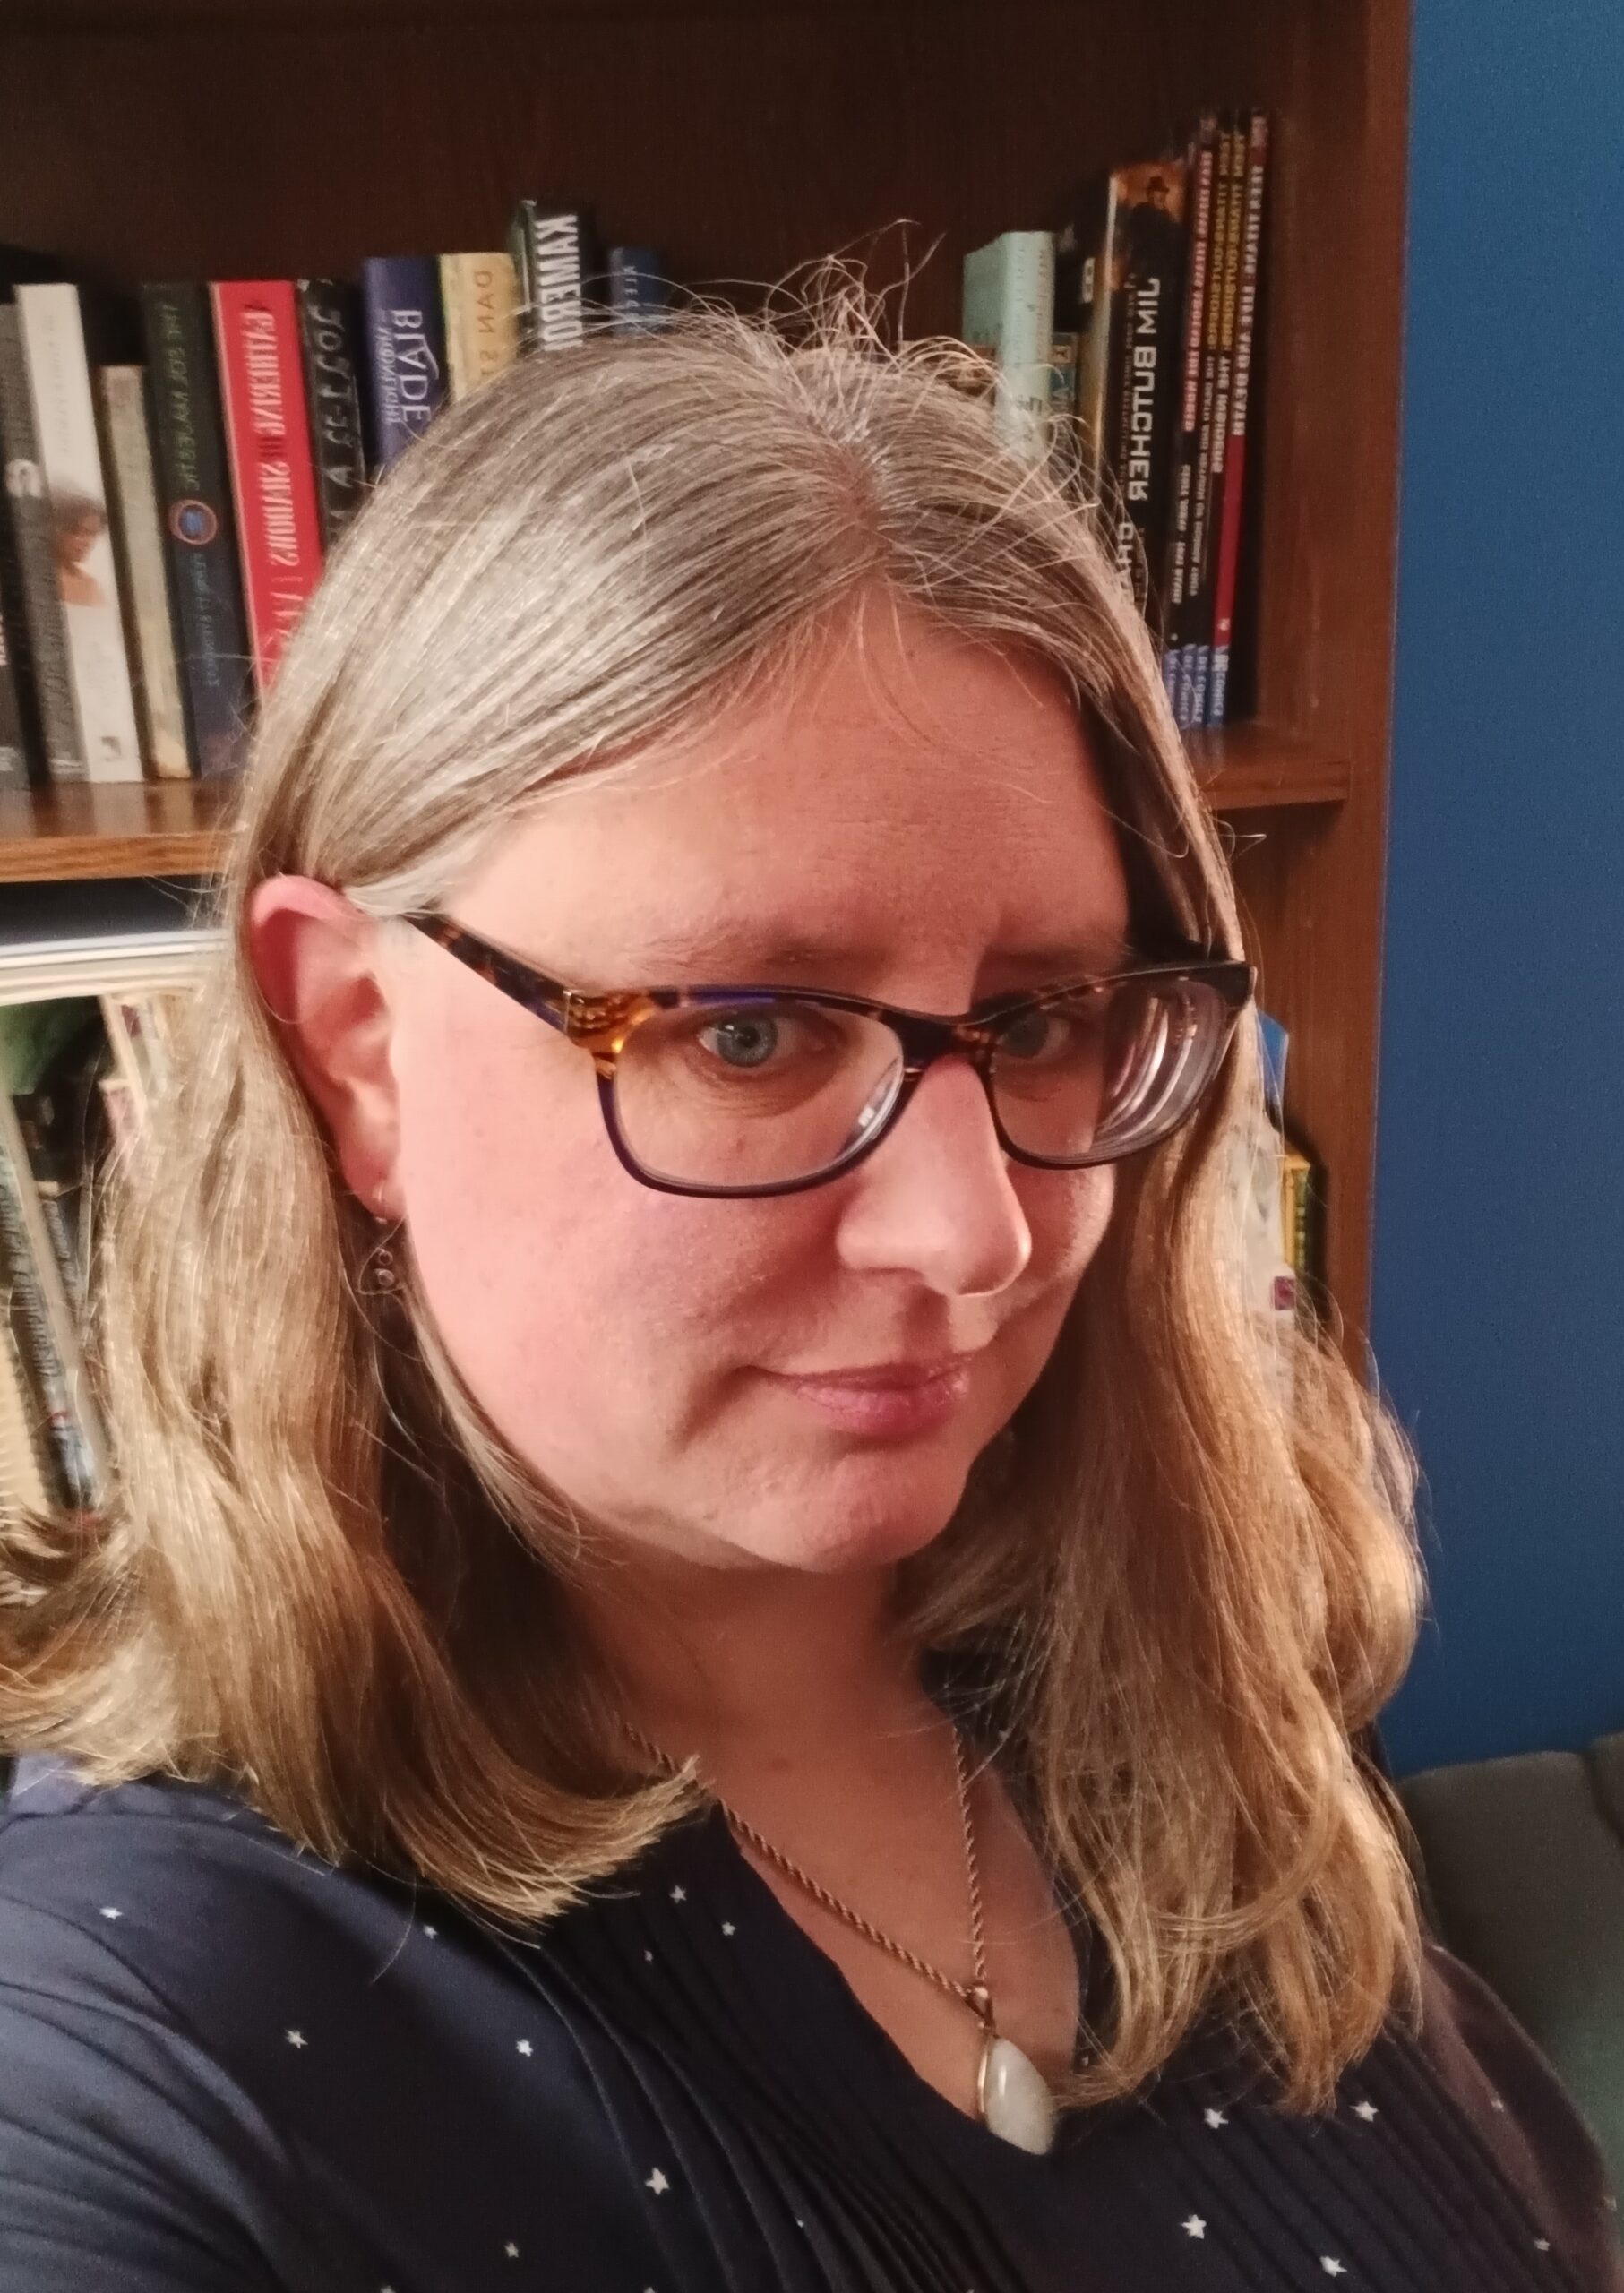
[0,1754,1619,2292]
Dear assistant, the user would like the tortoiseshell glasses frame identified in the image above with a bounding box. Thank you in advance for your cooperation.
[402,909,1256,1200]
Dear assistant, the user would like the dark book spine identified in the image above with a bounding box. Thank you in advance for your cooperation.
[607,246,670,335]
[139,283,253,779]
[0,305,82,777]
[0,494,39,789]
[1178,116,1241,730]
[508,203,597,352]
[1161,116,1218,713]
[1190,115,1246,727]
[1106,271,1139,602]
[359,257,447,473]
[0,1134,94,1510]
[296,279,368,548]
[1207,109,1270,726]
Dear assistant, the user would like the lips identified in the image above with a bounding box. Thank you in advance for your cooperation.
[780,1354,976,1390]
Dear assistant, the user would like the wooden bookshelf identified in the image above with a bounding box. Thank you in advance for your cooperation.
[0,0,1407,1350]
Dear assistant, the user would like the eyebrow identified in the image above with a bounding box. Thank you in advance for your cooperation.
[612,920,1142,985]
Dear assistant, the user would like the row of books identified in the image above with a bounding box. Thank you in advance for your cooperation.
[0,208,666,792]
[0,881,218,1514]
[964,107,1270,730]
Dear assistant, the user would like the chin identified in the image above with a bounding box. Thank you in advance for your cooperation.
[739,1452,974,1576]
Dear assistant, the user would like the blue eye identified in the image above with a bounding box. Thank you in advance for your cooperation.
[700,1013,781,1069]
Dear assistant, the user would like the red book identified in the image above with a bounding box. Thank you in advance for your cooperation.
[210,279,324,697]
[1206,110,1270,725]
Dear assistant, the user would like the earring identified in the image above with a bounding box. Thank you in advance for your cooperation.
[359,1187,401,1299]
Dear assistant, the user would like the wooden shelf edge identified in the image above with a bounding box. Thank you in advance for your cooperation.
[0,779,236,883]
[1188,723,1352,812]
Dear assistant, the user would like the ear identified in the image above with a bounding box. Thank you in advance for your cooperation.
[245,876,404,1219]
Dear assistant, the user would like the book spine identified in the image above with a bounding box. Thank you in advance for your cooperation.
[1190,116,1246,727]
[1179,117,1240,730]
[1161,117,1218,714]
[295,279,368,549]
[1107,271,1139,600]
[359,257,448,471]
[140,283,253,780]
[0,1121,96,1509]
[0,305,82,779]
[963,233,1055,467]
[1207,109,1270,726]
[606,246,670,336]
[0,507,36,789]
[440,253,521,399]
[14,283,144,782]
[211,280,325,697]
[507,204,596,352]
[0,1322,54,1516]
[1068,180,1121,492]
[1118,161,1189,632]
[95,365,193,779]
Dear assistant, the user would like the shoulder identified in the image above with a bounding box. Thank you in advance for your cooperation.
[1413,1935,1623,2285]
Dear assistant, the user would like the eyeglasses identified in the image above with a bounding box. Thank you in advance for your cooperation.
[402,909,1255,1200]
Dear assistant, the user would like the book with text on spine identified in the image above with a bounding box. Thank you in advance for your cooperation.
[296,279,368,550]
[95,365,192,778]
[1207,108,1270,726]
[440,252,520,400]
[360,257,447,472]
[140,282,253,779]
[508,203,597,353]
[211,279,325,699]
[0,305,80,782]
[14,280,144,783]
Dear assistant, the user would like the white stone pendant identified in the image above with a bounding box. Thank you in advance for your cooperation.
[977,2032,1059,2154]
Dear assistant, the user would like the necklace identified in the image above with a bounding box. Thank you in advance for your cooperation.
[624,1718,1061,2155]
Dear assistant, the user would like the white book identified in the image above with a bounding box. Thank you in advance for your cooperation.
[96,365,192,780]
[962,231,1057,467]
[15,282,144,784]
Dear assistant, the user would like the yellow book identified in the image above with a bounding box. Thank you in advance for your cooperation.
[440,253,520,402]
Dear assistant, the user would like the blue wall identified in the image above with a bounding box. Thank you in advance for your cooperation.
[1371,0,1624,1776]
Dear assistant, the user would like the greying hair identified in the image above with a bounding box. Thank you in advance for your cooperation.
[0,287,1427,2114]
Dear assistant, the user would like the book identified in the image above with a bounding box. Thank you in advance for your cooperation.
[94,365,192,779]
[1109,157,1188,627]
[0,477,40,790]
[1206,109,1270,726]
[295,279,368,550]
[13,281,144,782]
[0,305,81,779]
[1187,115,1246,726]
[440,253,520,399]
[211,279,325,697]
[1056,176,1123,494]
[961,230,1056,467]
[1178,116,1242,729]
[1160,115,1218,715]
[508,203,597,352]
[359,256,448,470]
[8,999,107,1322]
[0,1052,101,1509]
[0,1310,53,1516]
[140,282,253,779]
[606,246,670,335]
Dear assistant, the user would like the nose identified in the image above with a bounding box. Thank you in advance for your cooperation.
[833,1054,1033,1299]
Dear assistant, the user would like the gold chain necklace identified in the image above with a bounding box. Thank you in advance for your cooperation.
[624,1718,1061,2154]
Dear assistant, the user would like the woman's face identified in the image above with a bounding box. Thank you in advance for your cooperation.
[385,602,1133,1577]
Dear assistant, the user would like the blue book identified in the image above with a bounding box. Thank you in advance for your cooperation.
[359,256,447,473]
[1255,1009,1288,1128]
[607,246,670,335]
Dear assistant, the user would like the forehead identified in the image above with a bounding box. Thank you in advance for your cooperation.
[458,605,1133,984]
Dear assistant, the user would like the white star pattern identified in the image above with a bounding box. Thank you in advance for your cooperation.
[646,2167,670,2195]
[1534,2238,1551,2252]
[1353,2100,1379,2122]
[99,1905,122,1920]
[644,1949,654,1962]
[721,1921,735,1937]
[1203,2107,1227,2128]
[1181,2215,1207,2238]
[1490,2096,1507,2112]
[503,2241,519,2259]
[670,1885,687,1904]
[423,1924,437,1939]
[285,2030,307,2049]
[1320,2260,1347,2278]
[515,2040,532,2057]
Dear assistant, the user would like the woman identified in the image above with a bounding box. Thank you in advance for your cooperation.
[0,297,1617,2291]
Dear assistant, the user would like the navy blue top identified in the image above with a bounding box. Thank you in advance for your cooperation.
[0,1751,1620,2290]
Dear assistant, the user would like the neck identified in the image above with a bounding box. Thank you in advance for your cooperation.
[565,1543,928,1767]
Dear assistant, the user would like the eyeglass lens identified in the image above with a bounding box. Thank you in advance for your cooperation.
[609,976,1229,1189]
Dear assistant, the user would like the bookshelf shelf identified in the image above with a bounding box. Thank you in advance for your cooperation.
[0,780,236,884]
[0,724,1353,886]
[0,0,1407,1350]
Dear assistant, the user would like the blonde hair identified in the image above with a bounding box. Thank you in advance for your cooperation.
[0,288,1428,2114]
